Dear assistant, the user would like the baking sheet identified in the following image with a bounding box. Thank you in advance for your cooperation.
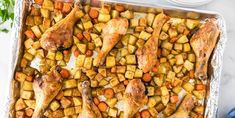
[6,0,227,117]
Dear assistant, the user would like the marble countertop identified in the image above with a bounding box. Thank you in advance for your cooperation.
[0,0,234,117]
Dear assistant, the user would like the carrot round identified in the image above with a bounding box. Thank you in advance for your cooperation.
[60,68,70,79]
[143,73,152,82]
[63,50,69,55]
[123,80,129,85]
[141,110,150,118]
[98,102,108,112]
[76,32,84,41]
[152,67,158,73]
[195,84,205,90]
[115,4,125,12]
[104,88,114,99]
[89,8,99,19]
[62,3,72,13]
[85,50,93,57]
[55,1,63,10]
[34,0,43,5]
[74,50,80,57]
[170,95,179,103]
[24,30,35,39]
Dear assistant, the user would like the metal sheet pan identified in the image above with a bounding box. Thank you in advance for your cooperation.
[6,0,227,117]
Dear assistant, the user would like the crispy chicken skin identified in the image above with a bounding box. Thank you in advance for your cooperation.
[32,68,62,118]
[136,13,169,73]
[93,18,129,66]
[190,18,220,79]
[40,5,83,51]
[79,81,102,118]
[168,94,195,118]
[123,79,148,118]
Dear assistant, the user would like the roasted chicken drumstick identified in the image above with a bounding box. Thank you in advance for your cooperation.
[123,79,148,118]
[32,68,62,118]
[190,18,220,79]
[79,81,102,118]
[93,18,129,66]
[40,5,84,51]
[169,94,195,118]
[136,13,169,73]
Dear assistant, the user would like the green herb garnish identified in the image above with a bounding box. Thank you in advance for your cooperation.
[0,0,15,33]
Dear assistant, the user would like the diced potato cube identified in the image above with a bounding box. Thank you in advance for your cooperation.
[86,70,97,79]
[46,51,55,60]
[90,79,98,87]
[184,60,194,71]
[83,21,93,30]
[161,86,169,106]
[55,51,63,61]
[177,35,189,43]
[75,106,82,113]
[42,0,54,11]
[147,13,155,26]
[113,83,125,93]
[186,19,200,30]
[127,45,136,54]
[120,10,133,19]
[60,97,71,108]
[130,19,139,27]
[125,55,136,64]
[77,43,86,54]
[22,81,33,91]
[36,49,45,59]
[193,90,205,100]
[163,103,176,116]
[194,105,204,114]
[172,86,182,94]
[34,16,42,25]
[31,25,42,38]
[98,68,106,77]
[63,89,73,96]
[159,31,169,40]
[110,77,120,87]
[120,48,129,57]
[106,98,117,108]
[83,57,93,69]
[117,74,125,82]
[74,69,81,79]
[139,17,147,26]
[15,72,27,82]
[149,107,158,117]
[119,57,126,65]
[76,55,86,67]
[99,79,109,86]
[116,66,126,73]
[148,96,158,107]
[168,28,178,38]
[106,56,116,68]
[24,100,36,109]
[21,91,33,99]
[139,31,151,40]
[126,65,136,72]
[108,108,118,117]
[162,22,170,32]
[73,97,82,106]
[95,73,104,82]
[64,107,75,116]
[183,82,194,92]
[52,110,64,117]
[94,37,102,47]
[161,41,173,50]
[134,69,143,78]
[174,43,183,51]
[147,86,155,96]
[183,43,191,52]
[40,8,50,18]
[111,10,119,18]
[63,79,77,89]
[15,98,27,111]
[129,35,137,45]
[24,38,34,49]
[167,71,176,79]
[16,111,25,118]
[94,23,105,33]
[125,71,135,79]
[50,100,60,111]
[188,53,196,62]
[26,16,34,26]
[175,54,184,65]
[98,14,111,22]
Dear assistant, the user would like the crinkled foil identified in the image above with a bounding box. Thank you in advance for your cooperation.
[5,0,227,117]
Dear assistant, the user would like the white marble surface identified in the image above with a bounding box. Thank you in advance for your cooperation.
[0,0,234,117]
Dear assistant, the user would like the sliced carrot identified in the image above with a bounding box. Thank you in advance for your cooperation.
[83,31,91,42]
[197,114,203,118]
[170,37,177,43]
[170,95,179,103]
[152,67,158,73]
[25,108,34,116]
[111,66,116,73]
[20,58,28,68]
[63,50,69,55]
[123,80,129,85]
[24,30,35,39]
[143,73,152,82]
[56,91,64,100]
[135,112,141,118]
[98,102,108,112]
[189,70,194,78]
[141,110,150,118]
[76,32,84,41]
[195,84,205,90]
[74,50,80,57]
[55,1,63,10]
[93,97,100,105]
[34,0,43,5]
[85,50,93,57]
[104,88,114,99]
[62,3,72,13]
[115,4,125,12]
[60,68,70,79]
[89,8,99,19]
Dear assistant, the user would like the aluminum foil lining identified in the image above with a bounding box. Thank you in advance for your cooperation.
[5,0,227,117]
